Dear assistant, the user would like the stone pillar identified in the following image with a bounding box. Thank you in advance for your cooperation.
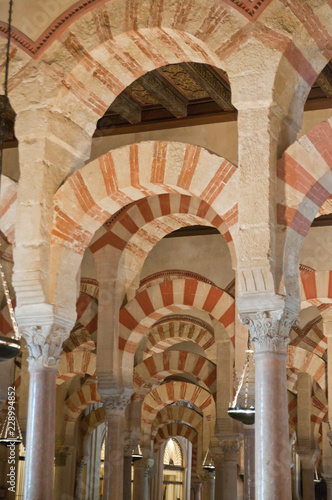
[243,426,255,500]
[296,452,316,500]
[211,448,223,500]
[123,437,134,500]
[322,422,332,499]
[201,470,215,500]
[240,308,298,500]
[219,439,241,500]
[21,320,71,500]
[102,395,130,500]
[133,457,153,500]
[191,481,202,500]
[54,445,73,499]
[296,372,316,500]
[74,459,87,500]
[323,475,332,499]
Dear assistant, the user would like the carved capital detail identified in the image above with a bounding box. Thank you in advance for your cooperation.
[103,394,131,417]
[220,439,241,461]
[21,325,71,370]
[240,309,299,355]
[55,445,71,466]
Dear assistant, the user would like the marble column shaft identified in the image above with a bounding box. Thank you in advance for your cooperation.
[102,396,129,500]
[241,309,298,500]
[21,323,71,500]
[202,470,215,500]
[243,427,255,500]
[123,455,132,500]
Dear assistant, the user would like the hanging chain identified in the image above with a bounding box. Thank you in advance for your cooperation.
[0,259,19,339]
[0,0,18,341]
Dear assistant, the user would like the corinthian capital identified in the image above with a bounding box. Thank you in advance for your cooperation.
[220,438,241,461]
[103,394,131,416]
[22,324,71,370]
[240,308,299,355]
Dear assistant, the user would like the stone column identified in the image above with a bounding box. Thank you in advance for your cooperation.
[123,437,133,500]
[74,459,87,500]
[21,320,71,500]
[323,475,332,499]
[201,470,215,500]
[211,447,223,500]
[240,308,298,500]
[296,372,316,500]
[243,426,255,500]
[54,445,73,499]
[296,453,316,500]
[133,457,153,500]
[219,439,241,500]
[102,395,130,500]
[191,481,202,500]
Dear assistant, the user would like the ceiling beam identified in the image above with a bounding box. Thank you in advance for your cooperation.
[109,92,142,124]
[182,62,234,111]
[139,72,187,118]
[316,64,332,97]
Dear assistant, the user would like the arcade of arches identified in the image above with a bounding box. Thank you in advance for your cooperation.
[1,0,332,499]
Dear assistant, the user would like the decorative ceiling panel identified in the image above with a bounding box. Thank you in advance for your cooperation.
[227,0,274,21]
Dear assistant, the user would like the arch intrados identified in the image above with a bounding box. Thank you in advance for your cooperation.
[151,409,203,440]
[141,381,214,438]
[119,278,234,387]
[287,345,326,391]
[282,119,332,306]
[117,213,227,300]
[154,423,198,451]
[134,351,216,397]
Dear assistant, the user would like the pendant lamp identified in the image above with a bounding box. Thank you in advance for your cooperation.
[202,449,215,470]
[228,335,255,425]
[0,414,23,446]
[132,443,143,462]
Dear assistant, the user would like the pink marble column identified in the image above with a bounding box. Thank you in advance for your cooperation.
[102,395,129,500]
[22,324,70,500]
[241,309,297,500]
[243,427,255,500]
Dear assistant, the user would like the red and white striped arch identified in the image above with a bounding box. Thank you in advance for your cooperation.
[64,381,101,423]
[278,118,332,304]
[56,351,97,387]
[119,278,234,387]
[289,314,327,358]
[153,423,198,453]
[141,381,214,441]
[312,386,328,436]
[300,270,332,308]
[81,407,105,436]
[287,390,297,436]
[90,193,236,299]
[287,345,326,391]
[52,141,238,311]
[151,405,203,441]
[0,176,17,245]
[134,351,216,397]
[144,316,214,359]
[7,0,330,128]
